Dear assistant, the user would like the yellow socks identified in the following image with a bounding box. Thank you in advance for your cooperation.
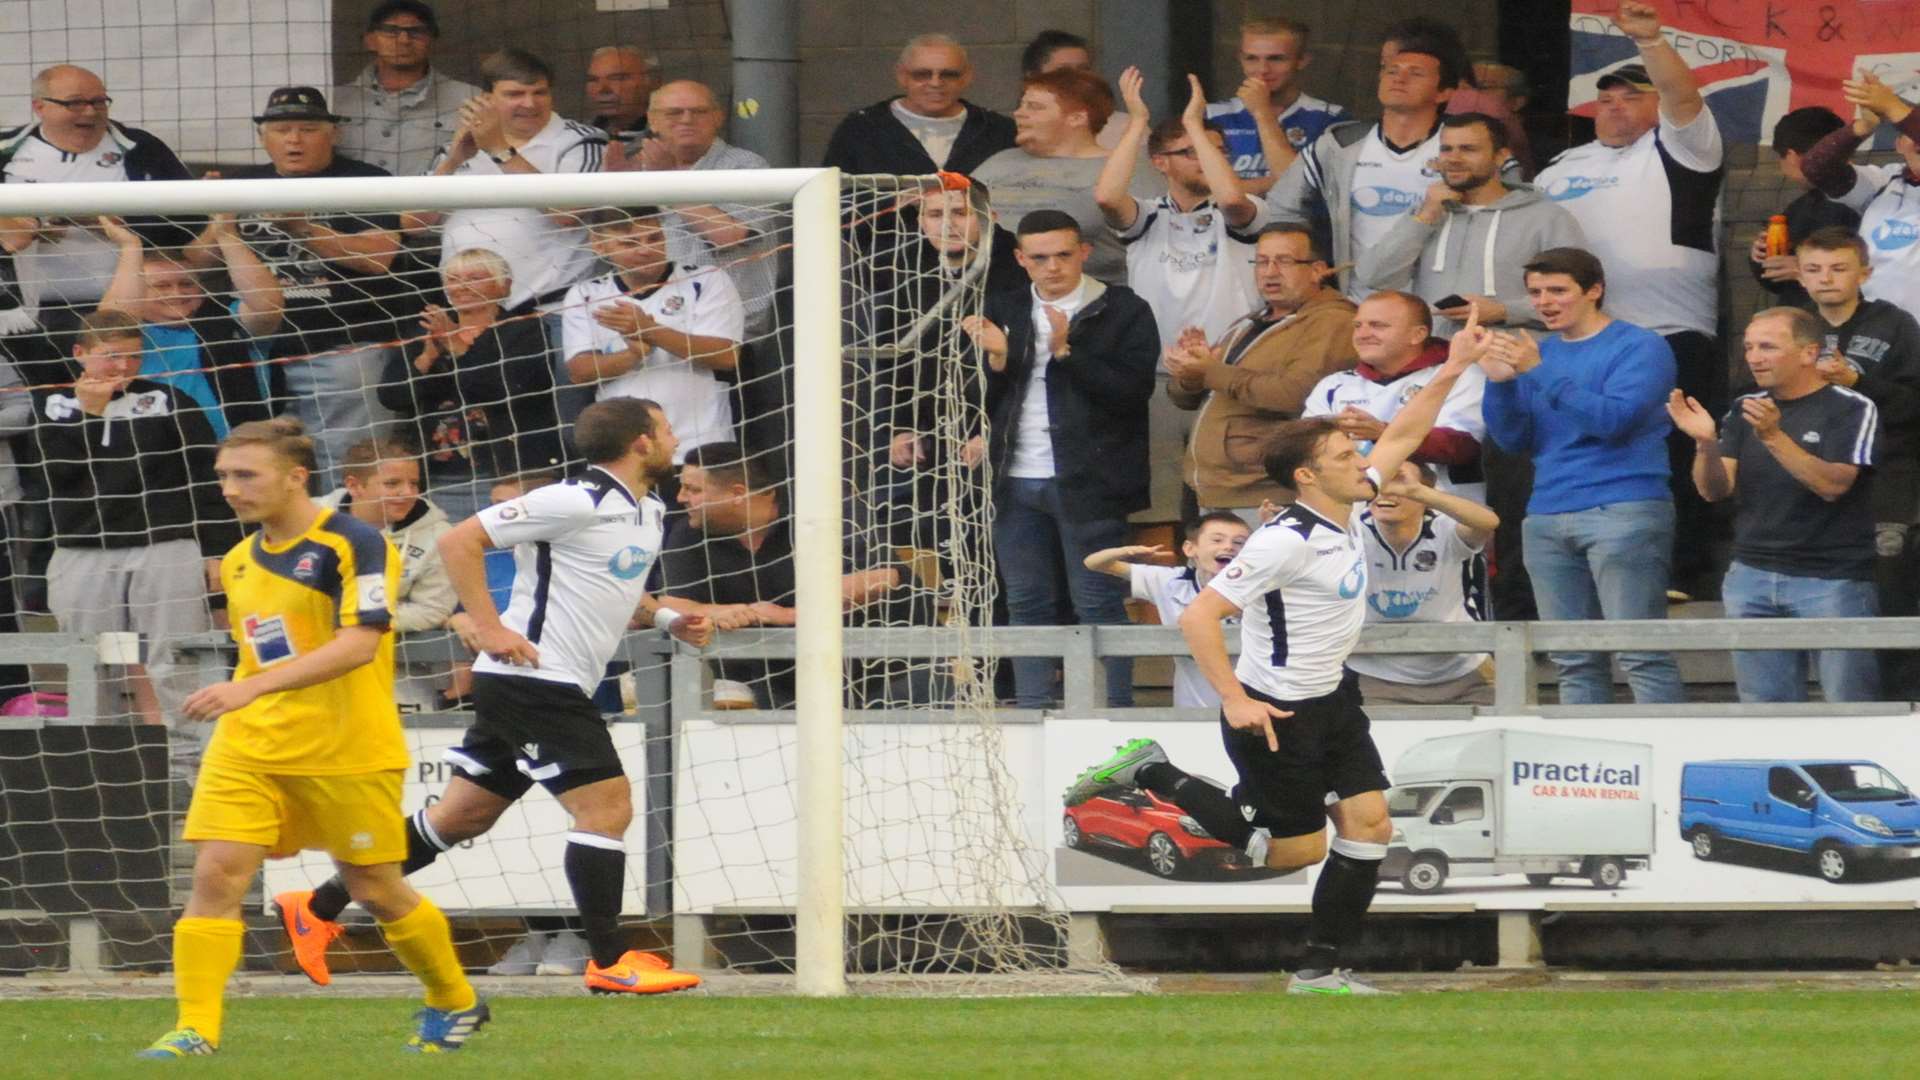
[379,896,476,1012]
[172,917,243,1046]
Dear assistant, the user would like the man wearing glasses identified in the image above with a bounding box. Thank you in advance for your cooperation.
[615,80,777,340]
[1165,223,1358,526]
[1096,67,1269,349]
[332,1,480,177]
[822,33,1014,177]
[1,64,191,337]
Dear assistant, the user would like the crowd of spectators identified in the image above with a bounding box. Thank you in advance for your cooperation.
[1,0,1916,719]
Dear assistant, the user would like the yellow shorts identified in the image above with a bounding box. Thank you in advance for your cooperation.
[183,766,407,865]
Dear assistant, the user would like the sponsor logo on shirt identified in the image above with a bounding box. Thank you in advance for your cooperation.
[243,614,296,666]
[1351,186,1422,216]
[1543,175,1623,201]
[1870,218,1920,251]
[1802,431,1822,444]
[1338,560,1366,599]
[1369,585,1439,619]
[607,544,652,580]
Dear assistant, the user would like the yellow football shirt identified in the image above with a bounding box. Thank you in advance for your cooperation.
[203,507,409,776]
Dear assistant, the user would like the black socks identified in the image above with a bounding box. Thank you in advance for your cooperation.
[1136,761,1255,850]
[563,832,628,968]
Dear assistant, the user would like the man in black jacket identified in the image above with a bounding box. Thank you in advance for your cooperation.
[1750,107,1861,310]
[32,310,238,727]
[1795,225,1920,691]
[962,210,1161,707]
[822,33,1015,177]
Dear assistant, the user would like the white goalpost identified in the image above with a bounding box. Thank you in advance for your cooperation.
[0,166,1114,995]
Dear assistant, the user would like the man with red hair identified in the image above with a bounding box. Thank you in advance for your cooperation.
[973,68,1163,286]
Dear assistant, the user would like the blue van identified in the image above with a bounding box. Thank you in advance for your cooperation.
[1679,760,1920,882]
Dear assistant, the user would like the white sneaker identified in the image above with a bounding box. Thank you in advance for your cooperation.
[712,679,757,710]
[486,931,548,976]
[535,930,590,975]
[1286,968,1394,996]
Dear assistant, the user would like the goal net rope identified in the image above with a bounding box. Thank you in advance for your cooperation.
[0,169,1122,992]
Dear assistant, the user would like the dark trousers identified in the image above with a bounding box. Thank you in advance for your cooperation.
[1664,331,1728,595]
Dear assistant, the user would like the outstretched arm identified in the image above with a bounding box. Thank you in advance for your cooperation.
[1367,309,1488,482]
[1613,1,1704,127]
[1094,66,1151,231]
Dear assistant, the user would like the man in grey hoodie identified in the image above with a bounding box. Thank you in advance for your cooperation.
[1356,113,1585,340]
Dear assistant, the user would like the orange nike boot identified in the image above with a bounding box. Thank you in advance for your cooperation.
[275,890,345,986]
[583,949,701,995]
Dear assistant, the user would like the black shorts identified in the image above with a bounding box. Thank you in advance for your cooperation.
[1220,672,1388,839]
[446,673,625,799]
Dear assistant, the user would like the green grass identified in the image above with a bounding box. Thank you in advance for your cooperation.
[15,991,1918,1078]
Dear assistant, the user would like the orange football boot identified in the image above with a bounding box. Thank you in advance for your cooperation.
[275,890,345,986]
[584,949,701,994]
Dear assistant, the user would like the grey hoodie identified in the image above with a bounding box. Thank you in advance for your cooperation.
[1353,182,1587,339]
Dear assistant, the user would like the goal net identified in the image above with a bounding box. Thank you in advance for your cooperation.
[0,168,1117,993]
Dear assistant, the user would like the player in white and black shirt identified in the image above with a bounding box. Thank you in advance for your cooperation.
[1074,315,1488,995]
[294,400,709,995]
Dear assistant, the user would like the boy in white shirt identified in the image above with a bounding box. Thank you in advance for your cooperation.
[1083,511,1251,708]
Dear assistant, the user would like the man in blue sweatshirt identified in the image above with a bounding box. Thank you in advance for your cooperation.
[1479,247,1683,704]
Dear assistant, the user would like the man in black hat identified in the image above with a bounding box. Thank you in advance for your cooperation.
[201,87,407,489]
[333,1,479,177]
[1532,0,1727,600]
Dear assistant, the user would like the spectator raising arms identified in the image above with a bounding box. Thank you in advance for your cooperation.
[1097,69,1270,348]
[1800,71,1920,318]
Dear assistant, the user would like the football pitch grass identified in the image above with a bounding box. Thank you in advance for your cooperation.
[12,989,1919,1078]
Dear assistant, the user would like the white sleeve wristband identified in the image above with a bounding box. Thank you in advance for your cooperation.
[653,606,684,633]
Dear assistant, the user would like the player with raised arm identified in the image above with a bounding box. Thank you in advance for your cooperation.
[140,418,483,1059]
[276,398,710,995]
[1070,311,1492,995]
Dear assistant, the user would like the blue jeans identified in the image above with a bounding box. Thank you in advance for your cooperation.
[1721,561,1879,703]
[281,344,398,492]
[994,477,1133,708]
[1522,498,1683,705]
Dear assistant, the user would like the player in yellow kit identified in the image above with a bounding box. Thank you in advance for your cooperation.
[140,419,487,1059]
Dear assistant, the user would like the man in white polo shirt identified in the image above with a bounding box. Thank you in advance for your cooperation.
[430,51,603,309]
[561,207,745,471]
[1533,2,1725,597]
[1096,68,1268,348]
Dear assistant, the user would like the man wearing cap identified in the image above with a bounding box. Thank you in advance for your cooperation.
[332,1,480,177]
[1533,1,1726,599]
[208,87,406,488]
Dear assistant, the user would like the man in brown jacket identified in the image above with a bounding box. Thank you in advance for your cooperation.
[1165,222,1357,519]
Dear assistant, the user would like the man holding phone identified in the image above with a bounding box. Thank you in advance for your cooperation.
[1353,112,1584,340]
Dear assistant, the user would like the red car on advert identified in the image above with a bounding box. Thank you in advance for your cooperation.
[1063,784,1253,878]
